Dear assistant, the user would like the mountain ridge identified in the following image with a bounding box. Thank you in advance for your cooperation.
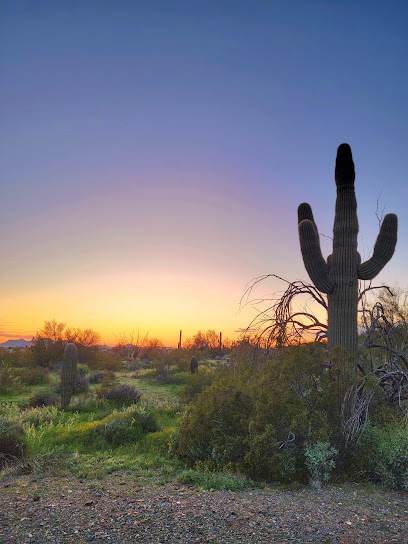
[0,338,33,348]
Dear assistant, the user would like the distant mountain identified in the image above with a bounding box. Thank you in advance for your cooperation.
[0,339,33,348]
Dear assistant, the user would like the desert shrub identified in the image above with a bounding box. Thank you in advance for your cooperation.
[356,422,408,490]
[31,337,65,369]
[304,442,338,487]
[242,424,301,483]
[98,419,137,446]
[155,368,188,385]
[14,366,49,386]
[20,405,60,427]
[55,376,89,395]
[99,385,142,406]
[59,408,160,449]
[172,381,253,470]
[164,371,189,386]
[101,369,117,387]
[137,428,173,456]
[169,350,193,373]
[76,363,90,378]
[156,367,169,381]
[29,390,59,408]
[137,368,157,379]
[74,376,89,394]
[0,418,26,467]
[239,344,351,483]
[126,359,149,372]
[173,343,352,483]
[136,410,161,434]
[0,361,21,393]
[0,348,20,367]
[88,372,104,384]
[179,371,214,404]
[88,351,123,371]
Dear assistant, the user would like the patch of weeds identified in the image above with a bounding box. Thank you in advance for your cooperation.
[135,428,174,456]
[177,469,260,491]
[0,417,26,467]
[0,449,74,480]
[71,452,141,479]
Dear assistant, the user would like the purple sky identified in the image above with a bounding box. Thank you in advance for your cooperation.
[1,1,407,345]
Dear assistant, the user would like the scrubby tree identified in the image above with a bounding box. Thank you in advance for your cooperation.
[31,320,101,368]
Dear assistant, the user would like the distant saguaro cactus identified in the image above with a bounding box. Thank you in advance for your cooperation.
[61,343,78,409]
[190,356,198,374]
[298,144,398,356]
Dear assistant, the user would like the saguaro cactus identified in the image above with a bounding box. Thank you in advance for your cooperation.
[61,343,78,409]
[298,143,398,356]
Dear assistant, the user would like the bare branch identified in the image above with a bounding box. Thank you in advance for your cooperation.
[240,275,329,348]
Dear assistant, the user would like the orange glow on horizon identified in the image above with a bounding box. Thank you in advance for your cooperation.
[0,268,248,348]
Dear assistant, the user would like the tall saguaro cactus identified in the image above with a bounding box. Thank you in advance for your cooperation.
[298,143,398,356]
[61,342,78,409]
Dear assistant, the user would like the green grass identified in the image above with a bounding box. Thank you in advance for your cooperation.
[176,469,262,491]
[0,366,255,490]
[0,369,188,483]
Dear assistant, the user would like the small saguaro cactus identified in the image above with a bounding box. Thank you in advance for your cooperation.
[298,143,398,357]
[61,342,78,409]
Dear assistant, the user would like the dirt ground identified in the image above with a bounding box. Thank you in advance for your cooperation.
[1,474,407,543]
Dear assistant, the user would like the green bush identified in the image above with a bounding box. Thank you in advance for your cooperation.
[356,422,408,490]
[20,405,60,427]
[172,381,253,469]
[179,371,214,404]
[98,385,141,406]
[304,442,338,487]
[14,366,49,386]
[88,351,123,371]
[74,377,89,394]
[172,344,353,483]
[88,372,104,384]
[29,390,59,408]
[138,410,161,434]
[55,408,160,450]
[97,418,140,446]
[242,424,301,483]
[0,417,27,467]
[0,361,22,393]
[76,363,90,378]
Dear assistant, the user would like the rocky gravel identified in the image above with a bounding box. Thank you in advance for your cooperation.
[0,475,407,543]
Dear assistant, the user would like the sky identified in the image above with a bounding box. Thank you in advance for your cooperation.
[1,1,407,346]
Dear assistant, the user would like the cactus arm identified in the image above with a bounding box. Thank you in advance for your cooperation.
[298,202,318,232]
[358,213,398,280]
[298,209,335,294]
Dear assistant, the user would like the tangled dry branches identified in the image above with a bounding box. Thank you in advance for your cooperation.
[240,275,327,348]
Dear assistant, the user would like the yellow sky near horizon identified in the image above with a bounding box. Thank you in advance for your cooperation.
[0,267,254,346]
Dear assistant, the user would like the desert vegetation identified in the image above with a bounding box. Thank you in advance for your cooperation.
[1,284,408,494]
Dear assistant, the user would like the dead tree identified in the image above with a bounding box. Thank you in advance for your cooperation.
[240,274,328,349]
